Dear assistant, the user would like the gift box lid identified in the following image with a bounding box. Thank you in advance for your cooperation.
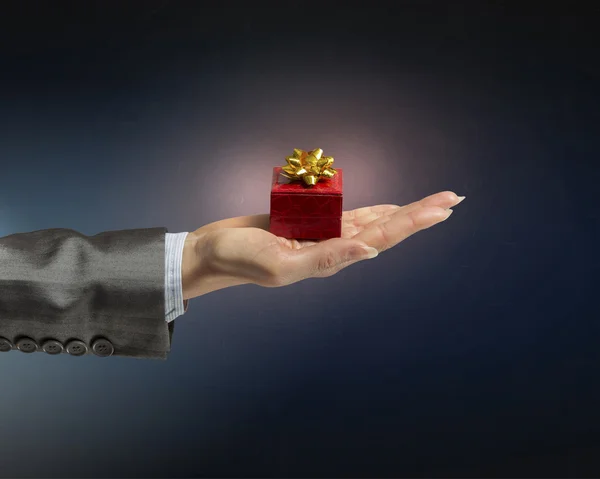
[271,166,343,195]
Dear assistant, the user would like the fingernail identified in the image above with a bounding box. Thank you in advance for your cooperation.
[456,196,466,204]
[443,209,454,220]
[361,246,379,259]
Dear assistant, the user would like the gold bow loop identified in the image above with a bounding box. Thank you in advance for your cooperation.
[280,148,337,186]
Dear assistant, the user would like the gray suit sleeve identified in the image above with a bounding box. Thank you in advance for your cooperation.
[0,227,174,360]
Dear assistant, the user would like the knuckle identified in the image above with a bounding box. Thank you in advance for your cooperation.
[376,223,393,252]
[405,210,419,230]
[317,250,339,273]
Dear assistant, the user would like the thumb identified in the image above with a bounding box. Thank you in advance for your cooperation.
[288,238,379,280]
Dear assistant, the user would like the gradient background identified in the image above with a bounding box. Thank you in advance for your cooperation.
[0,2,598,477]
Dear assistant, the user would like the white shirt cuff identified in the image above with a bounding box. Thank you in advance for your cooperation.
[165,232,189,322]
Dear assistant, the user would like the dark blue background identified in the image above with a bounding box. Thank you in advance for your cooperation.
[1,3,598,477]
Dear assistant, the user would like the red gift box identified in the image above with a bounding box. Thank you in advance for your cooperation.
[269,166,343,240]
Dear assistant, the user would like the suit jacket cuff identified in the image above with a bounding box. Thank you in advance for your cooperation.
[0,227,173,360]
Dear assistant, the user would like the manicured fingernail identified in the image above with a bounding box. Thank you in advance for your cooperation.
[456,196,466,204]
[443,209,454,220]
[361,246,379,259]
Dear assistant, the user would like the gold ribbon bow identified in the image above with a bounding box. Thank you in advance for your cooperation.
[280,148,337,186]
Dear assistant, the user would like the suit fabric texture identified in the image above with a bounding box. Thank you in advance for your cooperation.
[0,227,174,359]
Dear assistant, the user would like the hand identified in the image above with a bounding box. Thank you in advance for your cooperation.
[181,191,465,300]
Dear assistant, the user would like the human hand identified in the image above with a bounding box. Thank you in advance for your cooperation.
[181,191,465,300]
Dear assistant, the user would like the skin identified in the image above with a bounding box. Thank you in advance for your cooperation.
[181,191,465,300]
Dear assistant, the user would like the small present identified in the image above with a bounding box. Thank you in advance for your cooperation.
[269,148,343,240]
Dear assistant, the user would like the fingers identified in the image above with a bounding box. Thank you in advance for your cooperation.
[398,191,464,215]
[342,205,400,237]
[197,192,463,235]
[353,205,453,252]
[342,191,463,237]
[344,204,400,223]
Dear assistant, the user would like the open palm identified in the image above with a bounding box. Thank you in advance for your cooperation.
[182,191,464,299]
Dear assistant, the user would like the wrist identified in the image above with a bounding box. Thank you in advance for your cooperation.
[181,229,252,300]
